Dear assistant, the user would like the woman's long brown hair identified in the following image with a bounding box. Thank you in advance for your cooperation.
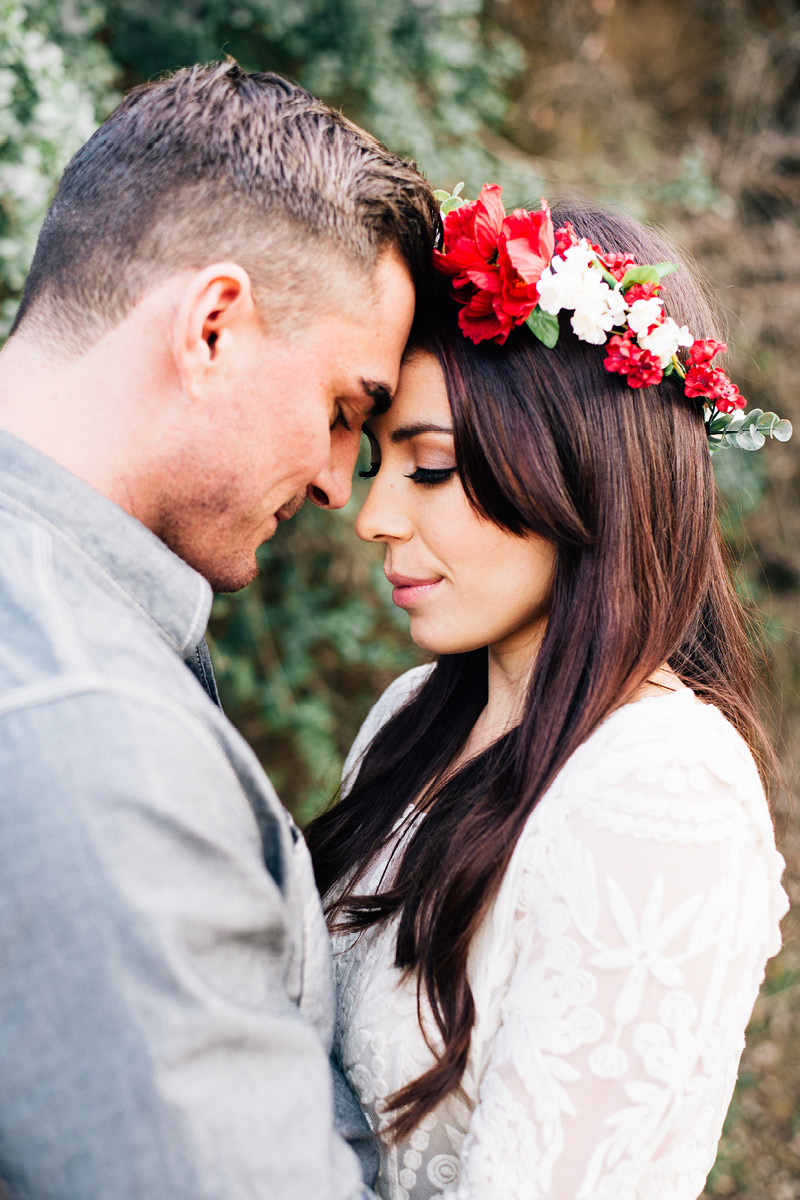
[305,204,776,1141]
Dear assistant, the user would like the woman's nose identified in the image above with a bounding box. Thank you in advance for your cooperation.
[355,475,413,543]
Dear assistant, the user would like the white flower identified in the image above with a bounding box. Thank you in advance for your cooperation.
[538,240,628,344]
[571,287,627,344]
[627,297,664,336]
[639,317,693,367]
[536,240,602,315]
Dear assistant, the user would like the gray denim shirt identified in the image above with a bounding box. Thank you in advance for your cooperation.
[0,432,372,1200]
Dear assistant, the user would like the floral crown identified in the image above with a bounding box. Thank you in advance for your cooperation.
[432,183,792,453]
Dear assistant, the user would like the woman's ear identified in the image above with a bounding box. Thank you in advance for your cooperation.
[172,262,255,401]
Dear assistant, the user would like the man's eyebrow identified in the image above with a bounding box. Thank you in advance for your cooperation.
[390,422,453,444]
[361,380,393,416]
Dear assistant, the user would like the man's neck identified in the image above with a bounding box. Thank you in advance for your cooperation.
[0,327,168,527]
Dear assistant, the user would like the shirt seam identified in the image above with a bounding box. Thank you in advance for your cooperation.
[0,672,253,813]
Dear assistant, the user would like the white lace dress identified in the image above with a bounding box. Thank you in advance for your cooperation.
[331,665,789,1200]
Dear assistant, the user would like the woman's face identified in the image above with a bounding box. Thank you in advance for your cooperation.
[355,351,556,658]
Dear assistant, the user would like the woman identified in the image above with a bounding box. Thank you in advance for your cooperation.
[306,193,790,1199]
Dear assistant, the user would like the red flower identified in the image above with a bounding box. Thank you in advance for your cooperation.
[434,187,556,344]
[600,251,637,282]
[687,338,727,367]
[497,201,556,320]
[554,221,579,255]
[458,287,514,345]
[604,331,664,388]
[554,220,603,259]
[432,183,505,286]
[684,363,745,412]
[624,281,661,304]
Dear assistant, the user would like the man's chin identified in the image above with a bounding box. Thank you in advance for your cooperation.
[206,558,260,593]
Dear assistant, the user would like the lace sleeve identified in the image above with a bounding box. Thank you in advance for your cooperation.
[342,664,434,796]
[450,715,788,1200]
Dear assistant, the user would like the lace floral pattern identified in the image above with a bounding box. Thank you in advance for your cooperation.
[332,670,788,1200]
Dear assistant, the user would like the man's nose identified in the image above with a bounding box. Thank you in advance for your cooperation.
[305,460,352,510]
[306,472,350,509]
[306,428,363,510]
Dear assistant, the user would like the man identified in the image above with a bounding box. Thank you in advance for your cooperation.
[0,60,437,1199]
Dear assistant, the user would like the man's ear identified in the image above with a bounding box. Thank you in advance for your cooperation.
[173,263,256,401]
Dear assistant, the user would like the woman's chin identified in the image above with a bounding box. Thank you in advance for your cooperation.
[408,619,486,657]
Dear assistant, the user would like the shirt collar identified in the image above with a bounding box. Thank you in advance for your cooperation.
[0,431,213,659]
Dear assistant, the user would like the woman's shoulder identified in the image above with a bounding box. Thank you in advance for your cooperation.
[342,663,434,794]
[486,687,788,969]
[540,688,774,847]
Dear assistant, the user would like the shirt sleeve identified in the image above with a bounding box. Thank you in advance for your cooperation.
[0,685,365,1200]
[449,740,787,1200]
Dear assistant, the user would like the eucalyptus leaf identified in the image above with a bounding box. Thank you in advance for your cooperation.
[526,306,559,348]
[708,413,734,433]
[432,189,450,202]
[773,418,793,441]
[440,196,466,214]
[741,408,763,430]
[453,181,465,197]
[732,427,765,451]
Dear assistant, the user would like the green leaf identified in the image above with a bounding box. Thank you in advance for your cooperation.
[708,413,734,433]
[440,196,466,214]
[432,189,450,202]
[773,418,793,441]
[620,265,660,290]
[653,262,678,280]
[453,181,465,197]
[525,306,559,348]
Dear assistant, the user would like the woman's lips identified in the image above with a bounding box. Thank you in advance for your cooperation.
[386,572,443,608]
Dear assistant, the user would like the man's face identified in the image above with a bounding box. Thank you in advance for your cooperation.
[158,248,416,591]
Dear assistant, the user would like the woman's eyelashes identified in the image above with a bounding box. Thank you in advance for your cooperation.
[406,466,457,486]
[358,463,457,484]
[357,428,456,485]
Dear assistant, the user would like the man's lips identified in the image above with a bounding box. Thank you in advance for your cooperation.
[385,571,443,608]
[275,494,306,522]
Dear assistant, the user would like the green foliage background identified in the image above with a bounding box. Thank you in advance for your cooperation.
[2,2,799,1193]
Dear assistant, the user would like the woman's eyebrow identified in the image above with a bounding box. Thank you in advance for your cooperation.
[390,422,454,444]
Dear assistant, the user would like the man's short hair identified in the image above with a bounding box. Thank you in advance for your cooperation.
[13,60,439,351]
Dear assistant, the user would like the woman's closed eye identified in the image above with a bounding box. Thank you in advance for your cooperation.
[358,463,456,484]
[406,466,457,486]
